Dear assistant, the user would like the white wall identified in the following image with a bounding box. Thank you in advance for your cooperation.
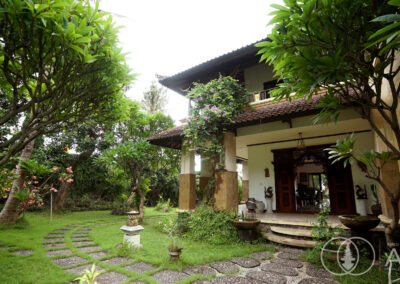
[244,64,275,93]
[247,131,376,214]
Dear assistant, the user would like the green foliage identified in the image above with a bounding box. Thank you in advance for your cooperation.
[141,81,168,113]
[74,264,101,284]
[184,76,248,201]
[155,197,171,212]
[117,241,136,257]
[156,216,177,234]
[311,200,344,248]
[0,0,133,167]
[184,205,239,245]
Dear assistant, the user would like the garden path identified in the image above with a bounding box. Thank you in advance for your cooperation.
[1,220,340,284]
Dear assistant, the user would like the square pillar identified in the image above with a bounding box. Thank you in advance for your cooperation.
[179,148,196,211]
[214,131,238,211]
[199,158,213,199]
[241,160,249,202]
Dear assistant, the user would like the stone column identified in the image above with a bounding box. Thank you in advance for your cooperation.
[214,131,238,211]
[179,147,196,211]
[241,160,249,203]
[199,158,213,200]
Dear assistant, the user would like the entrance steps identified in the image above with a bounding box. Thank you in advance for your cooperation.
[258,219,346,248]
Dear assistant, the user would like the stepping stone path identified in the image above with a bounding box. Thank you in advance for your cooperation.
[124,261,157,273]
[152,270,189,284]
[46,249,72,257]
[210,261,240,274]
[39,222,338,284]
[95,271,129,284]
[10,249,33,256]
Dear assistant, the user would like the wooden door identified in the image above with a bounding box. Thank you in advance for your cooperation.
[327,161,356,214]
[273,150,296,212]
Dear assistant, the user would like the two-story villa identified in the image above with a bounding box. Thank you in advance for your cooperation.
[148,40,384,247]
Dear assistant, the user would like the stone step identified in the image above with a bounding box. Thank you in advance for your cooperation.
[259,218,347,230]
[261,232,317,248]
[270,226,313,238]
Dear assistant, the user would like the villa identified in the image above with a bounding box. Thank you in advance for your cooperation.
[148,40,392,247]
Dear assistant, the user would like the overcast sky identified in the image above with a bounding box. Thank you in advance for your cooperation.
[98,0,282,124]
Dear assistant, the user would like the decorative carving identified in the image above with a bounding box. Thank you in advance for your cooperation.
[355,185,368,200]
[264,186,273,199]
[126,211,139,226]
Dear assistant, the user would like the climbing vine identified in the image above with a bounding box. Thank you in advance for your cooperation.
[183,76,248,201]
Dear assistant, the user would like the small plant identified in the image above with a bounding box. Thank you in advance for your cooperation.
[155,197,171,212]
[117,241,135,257]
[74,264,101,284]
[311,200,344,249]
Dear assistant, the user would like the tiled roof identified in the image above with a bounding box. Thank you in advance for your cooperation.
[147,96,322,149]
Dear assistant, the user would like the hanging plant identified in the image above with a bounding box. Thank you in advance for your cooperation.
[183,76,249,202]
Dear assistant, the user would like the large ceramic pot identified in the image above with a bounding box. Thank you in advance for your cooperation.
[339,215,380,231]
[233,219,260,230]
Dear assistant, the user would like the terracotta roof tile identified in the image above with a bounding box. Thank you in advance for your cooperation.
[147,96,322,148]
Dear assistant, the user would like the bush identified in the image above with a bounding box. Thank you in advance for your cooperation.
[156,216,176,234]
[155,198,171,212]
[185,205,238,245]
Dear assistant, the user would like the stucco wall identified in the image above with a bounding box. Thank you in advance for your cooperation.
[244,64,275,93]
[247,131,376,214]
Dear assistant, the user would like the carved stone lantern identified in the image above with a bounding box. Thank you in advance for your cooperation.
[120,211,144,248]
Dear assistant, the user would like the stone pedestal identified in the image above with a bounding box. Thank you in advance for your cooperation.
[265,199,273,213]
[179,174,196,210]
[214,171,238,211]
[120,225,144,248]
[356,199,368,216]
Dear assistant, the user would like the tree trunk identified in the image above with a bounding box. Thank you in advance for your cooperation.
[385,193,400,252]
[137,185,145,223]
[0,138,36,224]
[53,148,94,211]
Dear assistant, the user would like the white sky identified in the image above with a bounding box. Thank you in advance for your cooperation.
[99,0,282,124]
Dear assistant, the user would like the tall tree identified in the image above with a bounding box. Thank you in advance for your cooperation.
[257,0,400,249]
[96,100,178,221]
[141,81,168,113]
[0,0,132,224]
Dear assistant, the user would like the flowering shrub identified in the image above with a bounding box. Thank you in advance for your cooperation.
[184,76,248,200]
[0,161,74,217]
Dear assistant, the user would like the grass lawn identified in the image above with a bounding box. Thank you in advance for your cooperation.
[0,208,274,284]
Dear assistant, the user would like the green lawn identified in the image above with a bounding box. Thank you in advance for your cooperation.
[0,209,274,284]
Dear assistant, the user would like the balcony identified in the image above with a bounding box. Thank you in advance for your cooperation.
[247,87,278,103]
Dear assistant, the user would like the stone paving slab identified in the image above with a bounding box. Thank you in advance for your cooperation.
[246,271,287,284]
[209,261,239,274]
[88,251,108,259]
[130,281,148,284]
[270,257,304,268]
[71,237,91,241]
[183,265,216,276]
[102,257,131,266]
[65,263,102,275]
[191,281,210,284]
[10,249,33,256]
[71,234,89,238]
[46,249,72,257]
[260,263,299,276]
[77,246,101,253]
[123,261,157,273]
[0,246,15,250]
[278,247,304,255]
[48,233,64,236]
[44,243,67,249]
[72,241,95,246]
[277,252,301,261]
[249,251,271,260]
[52,256,86,267]
[211,276,264,284]
[95,271,130,284]
[305,265,332,279]
[230,257,260,268]
[63,225,79,229]
[43,238,64,243]
[151,270,189,284]
[53,229,69,232]
[298,278,340,284]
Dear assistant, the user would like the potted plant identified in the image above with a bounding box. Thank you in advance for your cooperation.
[167,223,183,261]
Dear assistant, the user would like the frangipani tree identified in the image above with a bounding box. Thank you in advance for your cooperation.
[0,0,133,223]
[257,0,400,249]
